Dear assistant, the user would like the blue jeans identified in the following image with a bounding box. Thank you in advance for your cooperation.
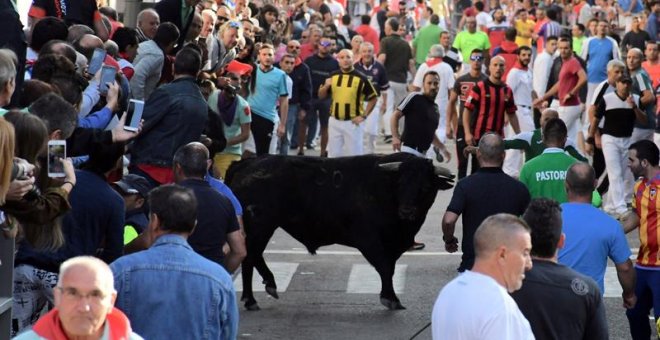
[279,104,299,155]
[626,267,660,339]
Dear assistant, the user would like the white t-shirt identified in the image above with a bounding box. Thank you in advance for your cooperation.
[476,12,491,29]
[532,51,555,97]
[506,67,534,107]
[432,271,535,340]
[412,61,455,112]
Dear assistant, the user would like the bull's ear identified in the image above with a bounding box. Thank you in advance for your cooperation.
[433,165,455,179]
[378,162,402,172]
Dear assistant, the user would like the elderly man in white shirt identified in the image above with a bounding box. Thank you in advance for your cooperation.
[411,44,455,144]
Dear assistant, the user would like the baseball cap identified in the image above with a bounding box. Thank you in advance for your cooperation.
[113,174,152,198]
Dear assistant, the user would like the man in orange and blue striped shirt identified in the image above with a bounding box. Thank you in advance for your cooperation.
[623,140,660,339]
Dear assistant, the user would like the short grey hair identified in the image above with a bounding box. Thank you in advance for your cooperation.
[137,8,159,24]
[428,44,445,58]
[58,256,115,294]
[474,213,530,258]
[478,132,505,163]
[0,49,17,90]
[606,59,625,71]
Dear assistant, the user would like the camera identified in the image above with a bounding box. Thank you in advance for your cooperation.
[11,159,30,181]
[11,158,41,201]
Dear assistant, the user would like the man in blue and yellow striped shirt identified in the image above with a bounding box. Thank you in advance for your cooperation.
[318,49,377,157]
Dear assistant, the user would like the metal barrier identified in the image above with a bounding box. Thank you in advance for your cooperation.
[0,236,14,340]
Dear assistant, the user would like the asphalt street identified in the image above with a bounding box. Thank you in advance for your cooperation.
[234,139,652,340]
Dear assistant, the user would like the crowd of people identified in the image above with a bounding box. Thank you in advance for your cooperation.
[0,0,659,338]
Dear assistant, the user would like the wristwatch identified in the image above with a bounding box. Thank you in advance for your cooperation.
[586,136,595,145]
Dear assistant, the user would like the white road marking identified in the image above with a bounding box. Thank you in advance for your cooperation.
[262,249,639,257]
[604,267,623,298]
[346,264,407,294]
[233,262,299,292]
[264,249,463,256]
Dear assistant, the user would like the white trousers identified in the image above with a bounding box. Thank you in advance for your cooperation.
[601,134,634,215]
[558,105,582,143]
[328,117,364,157]
[503,106,536,177]
[383,81,408,135]
[655,133,660,150]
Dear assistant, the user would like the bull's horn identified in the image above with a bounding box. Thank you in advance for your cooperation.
[433,165,453,178]
[378,162,402,171]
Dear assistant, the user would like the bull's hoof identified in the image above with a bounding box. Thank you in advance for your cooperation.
[245,301,261,311]
[380,297,406,310]
[265,286,279,299]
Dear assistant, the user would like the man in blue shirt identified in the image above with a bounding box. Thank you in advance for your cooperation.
[111,185,239,340]
[174,142,246,273]
[581,20,620,115]
[558,162,636,306]
[247,43,289,155]
[647,1,660,41]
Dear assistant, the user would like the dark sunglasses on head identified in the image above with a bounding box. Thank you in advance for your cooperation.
[228,21,241,29]
[470,55,484,61]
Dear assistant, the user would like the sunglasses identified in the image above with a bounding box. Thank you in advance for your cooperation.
[470,55,484,61]
[319,41,332,47]
[228,21,241,29]
[218,16,230,22]
[288,45,300,49]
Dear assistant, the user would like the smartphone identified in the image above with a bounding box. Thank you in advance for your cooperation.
[99,65,117,95]
[88,48,106,75]
[47,140,66,178]
[124,99,144,132]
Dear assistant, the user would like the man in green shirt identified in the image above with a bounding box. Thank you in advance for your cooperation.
[504,108,587,162]
[519,118,580,203]
[453,16,491,73]
[412,14,443,67]
[571,24,587,55]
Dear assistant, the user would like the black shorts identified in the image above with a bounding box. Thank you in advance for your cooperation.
[312,98,331,128]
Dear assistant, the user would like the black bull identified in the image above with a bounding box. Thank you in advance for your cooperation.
[225,153,454,310]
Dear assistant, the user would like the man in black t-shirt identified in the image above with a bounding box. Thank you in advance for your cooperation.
[391,71,450,161]
[173,142,246,274]
[511,198,608,340]
[447,48,488,179]
[442,133,530,271]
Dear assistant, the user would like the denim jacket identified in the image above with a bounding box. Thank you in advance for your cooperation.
[130,76,208,167]
[110,234,238,340]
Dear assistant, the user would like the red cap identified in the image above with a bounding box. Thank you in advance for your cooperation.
[225,60,253,77]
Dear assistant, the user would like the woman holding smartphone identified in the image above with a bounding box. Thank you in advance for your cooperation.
[2,110,77,250]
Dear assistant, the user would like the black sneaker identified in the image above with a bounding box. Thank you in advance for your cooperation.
[306,143,316,150]
[384,135,392,143]
[408,242,425,251]
[433,147,444,163]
